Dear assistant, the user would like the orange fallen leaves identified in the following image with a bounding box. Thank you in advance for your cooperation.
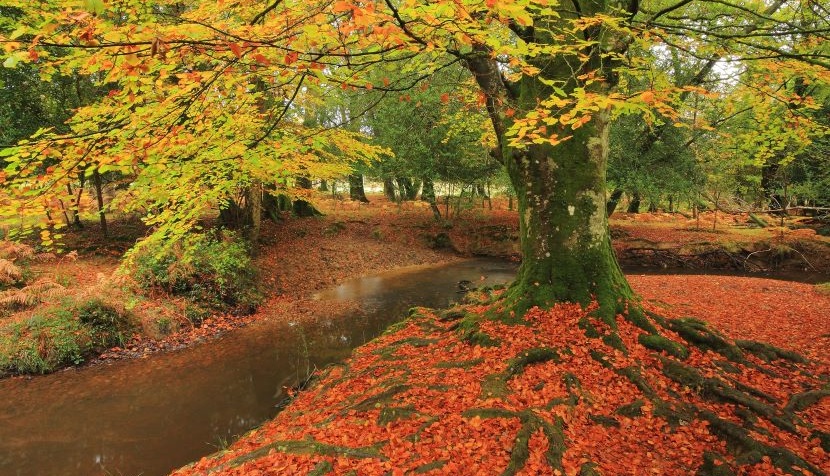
[173,274,829,476]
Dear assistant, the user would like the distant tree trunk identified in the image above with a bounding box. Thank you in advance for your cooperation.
[262,192,284,222]
[668,195,674,213]
[383,178,397,201]
[293,177,322,217]
[396,177,418,200]
[246,182,262,250]
[349,174,369,202]
[319,180,329,192]
[627,192,641,214]
[421,177,441,220]
[648,201,658,213]
[92,169,108,239]
[606,188,623,217]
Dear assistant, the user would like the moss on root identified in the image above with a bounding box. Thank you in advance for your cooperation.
[660,358,797,434]
[638,334,689,359]
[505,347,561,377]
[785,386,830,413]
[463,408,566,475]
[224,438,386,469]
[698,409,825,475]
[735,340,808,364]
[665,318,744,362]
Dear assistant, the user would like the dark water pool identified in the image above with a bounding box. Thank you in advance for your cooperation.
[0,259,516,476]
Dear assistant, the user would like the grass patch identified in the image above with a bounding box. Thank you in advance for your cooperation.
[0,298,132,376]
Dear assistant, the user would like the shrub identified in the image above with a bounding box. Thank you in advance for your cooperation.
[0,298,132,376]
[130,231,261,313]
[77,299,133,350]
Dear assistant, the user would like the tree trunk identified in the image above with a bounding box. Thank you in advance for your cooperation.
[606,188,623,217]
[319,180,328,192]
[92,169,108,239]
[383,178,397,202]
[293,177,322,217]
[627,192,641,214]
[246,181,262,250]
[348,174,369,202]
[501,108,633,318]
[396,177,418,201]
[421,177,441,220]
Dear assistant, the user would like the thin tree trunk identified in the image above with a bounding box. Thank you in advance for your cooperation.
[92,169,108,239]
[421,177,441,220]
[247,181,262,251]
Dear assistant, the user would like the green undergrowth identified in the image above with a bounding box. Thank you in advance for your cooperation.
[127,230,262,314]
[0,298,133,376]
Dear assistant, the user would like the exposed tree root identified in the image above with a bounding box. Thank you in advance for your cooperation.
[175,296,829,476]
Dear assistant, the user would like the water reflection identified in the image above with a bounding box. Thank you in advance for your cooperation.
[0,259,516,476]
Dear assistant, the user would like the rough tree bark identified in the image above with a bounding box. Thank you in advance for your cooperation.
[463,13,633,318]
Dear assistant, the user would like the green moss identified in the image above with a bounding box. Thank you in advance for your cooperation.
[588,414,620,428]
[506,347,561,377]
[811,430,830,452]
[638,334,689,360]
[308,460,333,476]
[434,358,484,369]
[624,307,658,333]
[785,387,830,413]
[661,359,796,433]
[438,308,467,322]
[666,318,743,362]
[589,350,614,369]
[696,452,736,476]
[602,333,627,353]
[579,461,602,476]
[698,409,823,475]
[224,438,385,469]
[615,399,645,418]
[377,405,417,426]
[348,385,410,413]
[578,318,601,338]
[735,340,807,364]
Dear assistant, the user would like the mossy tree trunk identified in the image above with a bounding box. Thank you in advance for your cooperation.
[500,108,633,318]
[464,8,634,319]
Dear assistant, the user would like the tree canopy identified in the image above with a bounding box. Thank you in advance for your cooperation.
[0,0,827,306]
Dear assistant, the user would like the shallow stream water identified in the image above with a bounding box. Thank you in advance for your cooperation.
[0,259,517,476]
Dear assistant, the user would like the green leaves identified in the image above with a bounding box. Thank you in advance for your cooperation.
[82,0,106,15]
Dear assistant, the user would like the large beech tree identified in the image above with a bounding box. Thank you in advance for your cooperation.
[2,0,827,313]
[3,2,830,473]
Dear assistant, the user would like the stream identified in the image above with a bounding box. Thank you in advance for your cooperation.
[0,259,517,476]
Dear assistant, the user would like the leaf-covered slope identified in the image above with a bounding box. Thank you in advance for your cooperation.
[173,277,829,475]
